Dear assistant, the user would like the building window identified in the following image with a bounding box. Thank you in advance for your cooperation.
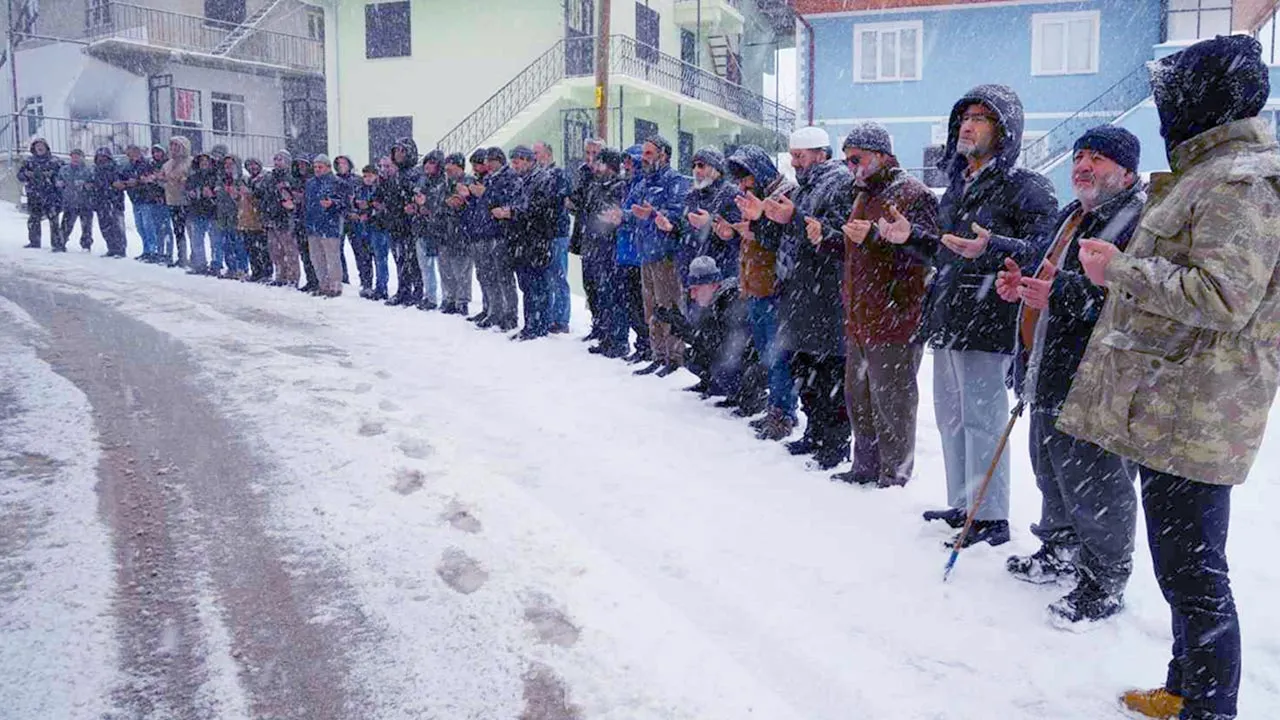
[211,92,246,136]
[366,1,411,59]
[1167,0,1231,42]
[853,21,922,83]
[636,3,659,63]
[174,87,202,126]
[368,115,412,167]
[1256,7,1278,65]
[1031,11,1099,76]
[85,0,112,30]
[306,7,324,41]
[23,95,43,138]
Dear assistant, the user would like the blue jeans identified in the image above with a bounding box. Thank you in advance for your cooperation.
[746,296,795,418]
[146,204,172,257]
[1142,468,1239,719]
[547,236,571,327]
[132,203,153,256]
[369,228,390,293]
[415,237,440,305]
[216,226,247,273]
[186,214,214,270]
[516,263,551,336]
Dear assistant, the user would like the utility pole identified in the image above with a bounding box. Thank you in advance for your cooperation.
[594,0,611,139]
[6,0,19,160]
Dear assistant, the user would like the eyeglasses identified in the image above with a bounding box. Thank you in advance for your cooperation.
[961,113,996,125]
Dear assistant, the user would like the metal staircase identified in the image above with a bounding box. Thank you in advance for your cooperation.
[706,34,741,82]
[1026,63,1152,173]
[212,0,286,57]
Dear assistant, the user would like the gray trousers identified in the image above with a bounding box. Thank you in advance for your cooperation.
[846,340,923,486]
[439,245,474,305]
[1030,409,1137,594]
[933,348,1011,521]
[473,238,517,325]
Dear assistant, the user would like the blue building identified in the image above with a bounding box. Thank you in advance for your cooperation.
[795,0,1280,197]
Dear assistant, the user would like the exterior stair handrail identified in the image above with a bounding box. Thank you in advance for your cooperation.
[1025,63,1152,173]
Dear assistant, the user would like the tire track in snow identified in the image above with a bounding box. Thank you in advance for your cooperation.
[1,278,372,719]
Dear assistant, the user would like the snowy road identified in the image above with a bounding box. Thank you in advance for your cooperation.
[2,206,1279,719]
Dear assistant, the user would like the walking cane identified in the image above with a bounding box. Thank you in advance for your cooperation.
[943,399,1026,582]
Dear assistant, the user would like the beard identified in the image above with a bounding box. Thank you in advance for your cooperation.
[692,175,714,190]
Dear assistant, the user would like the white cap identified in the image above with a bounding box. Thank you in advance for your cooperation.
[789,126,831,151]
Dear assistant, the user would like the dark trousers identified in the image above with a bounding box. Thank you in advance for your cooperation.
[1030,409,1137,594]
[793,352,850,453]
[391,232,422,301]
[243,230,271,281]
[61,208,95,249]
[583,250,601,332]
[845,340,923,485]
[297,225,318,288]
[621,264,650,354]
[27,206,62,248]
[350,224,374,289]
[98,209,126,255]
[516,262,551,336]
[1142,468,1239,719]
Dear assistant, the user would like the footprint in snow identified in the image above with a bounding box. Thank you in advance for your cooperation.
[442,502,483,534]
[358,419,386,437]
[378,399,401,412]
[396,436,433,460]
[436,548,489,594]
[522,595,580,648]
[520,663,582,720]
[392,468,425,495]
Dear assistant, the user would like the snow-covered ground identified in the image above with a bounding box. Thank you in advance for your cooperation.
[1,203,1278,719]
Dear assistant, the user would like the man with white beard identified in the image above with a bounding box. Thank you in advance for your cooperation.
[995,126,1145,628]
[679,148,741,296]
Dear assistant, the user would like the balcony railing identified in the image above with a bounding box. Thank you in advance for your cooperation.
[675,0,742,10]
[1022,63,1152,172]
[3,114,294,164]
[82,3,322,74]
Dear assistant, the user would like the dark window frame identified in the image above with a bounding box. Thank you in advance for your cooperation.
[366,1,412,60]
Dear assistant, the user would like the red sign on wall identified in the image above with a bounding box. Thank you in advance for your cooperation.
[174,88,200,124]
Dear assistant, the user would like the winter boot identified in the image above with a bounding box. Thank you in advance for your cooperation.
[416,298,438,311]
[655,363,681,378]
[749,414,771,431]
[1007,544,1077,585]
[1047,577,1124,629]
[633,361,663,376]
[714,397,739,409]
[786,435,816,456]
[831,469,877,486]
[684,380,711,394]
[945,520,1010,549]
[1120,689,1183,719]
[756,408,796,442]
[807,447,848,472]
[468,310,488,323]
[732,392,768,418]
[923,507,967,528]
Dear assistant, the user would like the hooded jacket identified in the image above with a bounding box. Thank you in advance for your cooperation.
[570,157,598,253]
[615,145,646,267]
[511,162,567,267]
[1059,36,1280,486]
[119,152,164,206]
[412,150,450,248]
[843,159,939,346]
[580,170,628,259]
[392,137,421,184]
[18,139,63,211]
[161,136,193,206]
[462,167,497,243]
[908,84,1059,355]
[305,167,352,238]
[186,154,220,217]
[291,159,314,228]
[90,147,125,215]
[373,165,415,237]
[255,164,299,230]
[237,159,265,233]
[214,156,244,229]
[56,157,95,211]
[680,173,742,285]
[727,145,797,299]
[481,163,523,249]
[775,157,855,357]
[624,162,691,265]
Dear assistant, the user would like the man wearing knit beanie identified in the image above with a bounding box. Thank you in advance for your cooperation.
[680,148,742,345]
[994,122,1145,631]
[1058,34,1280,720]
[831,120,937,489]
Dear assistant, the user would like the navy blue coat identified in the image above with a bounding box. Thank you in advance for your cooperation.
[18,139,63,213]
[304,171,352,238]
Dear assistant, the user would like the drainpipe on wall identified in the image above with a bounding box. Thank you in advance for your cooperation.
[795,11,816,127]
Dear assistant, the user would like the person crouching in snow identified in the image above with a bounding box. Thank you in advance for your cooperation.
[994,126,1145,628]
[1058,35,1280,720]
[655,256,764,414]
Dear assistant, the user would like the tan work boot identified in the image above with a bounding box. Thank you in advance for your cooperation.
[1121,688,1183,719]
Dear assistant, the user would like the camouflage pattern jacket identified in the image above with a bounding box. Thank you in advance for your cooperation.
[1058,118,1280,485]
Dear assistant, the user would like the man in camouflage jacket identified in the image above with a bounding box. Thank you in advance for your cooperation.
[1059,35,1280,720]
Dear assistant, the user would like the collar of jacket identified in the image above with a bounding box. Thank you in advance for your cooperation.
[645,163,675,182]
[1061,179,1145,230]
[855,157,903,194]
[1169,117,1275,174]
[764,173,798,198]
